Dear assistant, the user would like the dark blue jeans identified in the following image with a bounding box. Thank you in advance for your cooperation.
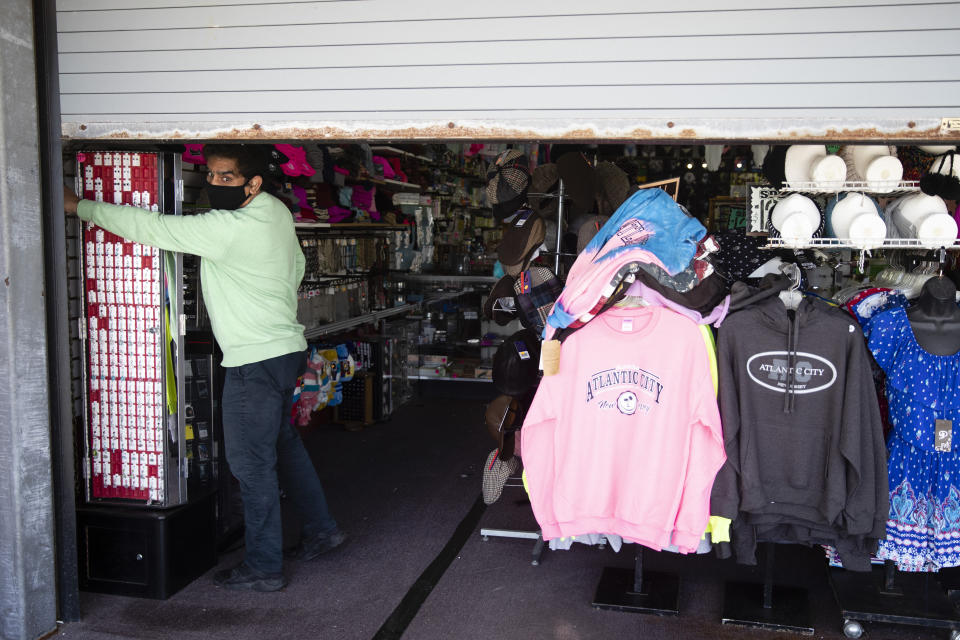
[221,349,338,576]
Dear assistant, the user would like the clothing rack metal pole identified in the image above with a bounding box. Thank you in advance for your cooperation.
[762,542,775,609]
[633,552,644,594]
[554,178,565,274]
[721,542,813,634]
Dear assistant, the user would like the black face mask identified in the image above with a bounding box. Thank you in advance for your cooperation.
[206,181,250,210]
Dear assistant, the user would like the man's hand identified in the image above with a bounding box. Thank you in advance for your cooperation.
[64,185,80,215]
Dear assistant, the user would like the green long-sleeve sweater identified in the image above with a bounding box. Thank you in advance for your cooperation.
[77,193,306,367]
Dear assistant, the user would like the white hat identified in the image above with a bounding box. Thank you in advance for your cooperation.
[845,145,903,192]
[828,193,886,248]
[784,145,847,189]
[888,192,957,245]
[771,193,821,246]
[927,152,960,178]
[918,145,957,156]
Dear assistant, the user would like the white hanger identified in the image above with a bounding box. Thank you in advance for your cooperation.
[779,263,804,310]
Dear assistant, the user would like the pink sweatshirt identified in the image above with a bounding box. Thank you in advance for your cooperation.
[521,306,725,552]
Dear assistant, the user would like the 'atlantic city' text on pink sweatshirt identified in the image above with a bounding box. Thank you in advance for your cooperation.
[521,306,725,552]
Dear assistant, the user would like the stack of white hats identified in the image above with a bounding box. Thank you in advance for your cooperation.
[770,193,821,246]
[783,145,847,190]
[841,145,904,193]
[826,193,887,249]
[886,192,958,246]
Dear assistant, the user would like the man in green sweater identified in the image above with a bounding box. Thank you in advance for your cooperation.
[64,144,345,592]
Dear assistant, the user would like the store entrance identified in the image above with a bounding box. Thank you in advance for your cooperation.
[59,139,960,640]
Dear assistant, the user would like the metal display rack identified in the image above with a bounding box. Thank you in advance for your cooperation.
[780,180,921,195]
[399,274,498,285]
[760,177,960,637]
[303,304,417,339]
[764,238,960,250]
[294,222,405,233]
[74,149,218,599]
[369,145,433,164]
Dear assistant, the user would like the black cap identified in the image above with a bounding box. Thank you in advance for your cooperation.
[762,145,788,189]
[493,329,541,397]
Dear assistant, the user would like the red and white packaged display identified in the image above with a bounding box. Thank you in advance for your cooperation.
[78,151,168,504]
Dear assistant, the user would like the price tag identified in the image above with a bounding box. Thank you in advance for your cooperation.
[936,419,953,453]
[515,340,530,360]
[514,210,533,227]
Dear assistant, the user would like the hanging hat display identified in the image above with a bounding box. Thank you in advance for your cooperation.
[556,152,598,216]
[492,329,541,398]
[595,162,631,217]
[527,163,560,219]
[824,192,887,249]
[485,149,530,220]
[482,275,519,326]
[498,210,546,277]
[887,192,958,245]
[920,151,960,200]
[841,145,903,192]
[783,145,847,190]
[769,193,823,246]
[513,266,563,334]
[761,145,789,189]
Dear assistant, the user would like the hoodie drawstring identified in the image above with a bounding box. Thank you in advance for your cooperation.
[783,311,793,413]
[783,306,802,413]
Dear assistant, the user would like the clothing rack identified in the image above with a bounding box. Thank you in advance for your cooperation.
[721,542,814,635]
[478,175,576,557]
[592,549,680,616]
[829,560,960,638]
[828,266,960,638]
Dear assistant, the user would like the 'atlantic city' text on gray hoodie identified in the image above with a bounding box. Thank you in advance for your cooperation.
[710,283,889,570]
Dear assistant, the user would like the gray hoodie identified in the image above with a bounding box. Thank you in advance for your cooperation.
[710,283,889,570]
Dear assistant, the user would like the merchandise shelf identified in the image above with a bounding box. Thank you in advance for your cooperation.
[763,238,960,250]
[294,222,406,232]
[303,303,417,339]
[386,374,492,383]
[780,180,920,195]
[398,274,499,285]
[369,145,434,163]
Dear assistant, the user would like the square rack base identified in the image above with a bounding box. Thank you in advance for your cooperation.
[77,491,217,599]
[829,565,960,638]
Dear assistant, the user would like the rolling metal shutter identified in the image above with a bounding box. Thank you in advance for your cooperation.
[57,0,960,141]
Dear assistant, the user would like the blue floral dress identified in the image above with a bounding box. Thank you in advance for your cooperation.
[867,306,960,571]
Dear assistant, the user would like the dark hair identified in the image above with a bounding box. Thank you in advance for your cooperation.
[202,144,266,181]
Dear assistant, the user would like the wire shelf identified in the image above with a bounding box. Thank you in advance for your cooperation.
[763,238,960,250]
[303,304,417,339]
[369,145,433,164]
[780,180,920,195]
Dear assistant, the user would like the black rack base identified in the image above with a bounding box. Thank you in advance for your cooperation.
[592,566,680,616]
[829,565,960,637]
[722,581,814,635]
[77,491,217,600]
